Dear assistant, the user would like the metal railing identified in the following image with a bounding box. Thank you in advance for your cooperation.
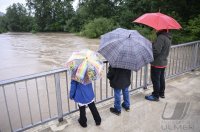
[0,41,199,132]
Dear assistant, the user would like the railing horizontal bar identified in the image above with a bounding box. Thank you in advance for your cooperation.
[0,61,109,86]
[0,68,68,86]
[171,41,200,48]
[15,117,57,132]
[63,109,79,117]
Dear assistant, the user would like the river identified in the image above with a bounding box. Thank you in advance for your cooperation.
[0,32,100,81]
[0,32,105,132]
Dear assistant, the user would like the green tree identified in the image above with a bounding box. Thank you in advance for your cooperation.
[1,0,200,43]
[26,0,74,31]
[186,14,200,40]
[78,0,116,20]
[27,0,52,31]
[0,16,7,33]
[65,14,84,32]
[81,17,116,38]
[5,3,32,31]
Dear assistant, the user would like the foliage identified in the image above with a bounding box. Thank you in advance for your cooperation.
[1,0,200,44]
[80,17,116,38]
[4,3,33,32]
[186,14,200,40]
[26,0,74,32]
[113,8,135,29]
[64,9,87,33]
[0,16,7,33]
[132,26,156,42]
[78,0,116,20]
[65,16,82,32]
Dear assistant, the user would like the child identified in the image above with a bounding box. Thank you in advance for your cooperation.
[70,78,101,128]
[107,65,131,115]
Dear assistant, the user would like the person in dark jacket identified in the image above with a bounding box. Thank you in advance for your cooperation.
[107,65,131,115]
[70,79,101,127]
[145,29,172,101]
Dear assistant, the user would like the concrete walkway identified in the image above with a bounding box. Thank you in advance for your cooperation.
[30,69,200,132]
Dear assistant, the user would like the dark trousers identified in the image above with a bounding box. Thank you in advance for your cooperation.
[78,101,101,124]
[151,66,166,98]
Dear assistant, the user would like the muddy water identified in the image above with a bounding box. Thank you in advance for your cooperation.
[0,32,100,80]
[0,32,144,132]
[0,32,105,132]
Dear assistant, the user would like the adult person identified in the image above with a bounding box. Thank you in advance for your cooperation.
[107,65,131,115]
[145,29,172,101]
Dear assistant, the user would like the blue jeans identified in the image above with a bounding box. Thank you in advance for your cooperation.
[114,87,130,111]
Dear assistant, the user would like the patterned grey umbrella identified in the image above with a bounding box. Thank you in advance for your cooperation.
[98,28,153,71]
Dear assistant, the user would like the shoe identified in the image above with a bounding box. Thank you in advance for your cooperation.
[95,118,101,126]
[110,107,121,116]
[96,121,101,126]
[121,103,130,112]
[145,95,159,101]
[159,95,165,98]
[78,118,87,128]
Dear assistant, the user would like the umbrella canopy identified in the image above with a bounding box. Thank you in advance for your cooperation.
[66,49,104,84]
[98,28,153,71]
[133,12,182,30]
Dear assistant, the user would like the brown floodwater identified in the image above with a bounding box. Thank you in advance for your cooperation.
[0,32,105,132]
[0,32,100,80]
[0,32,155,132]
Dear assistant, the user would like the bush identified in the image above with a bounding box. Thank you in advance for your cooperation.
[186,14,200,40]
[132,25,156,41]
[170,30,193,44]
[45,22,63,32]
[169,14,200,44]
[81,17,116,38]
[132,25,194,45]
[0,16,7,33]
[64,16,85,33]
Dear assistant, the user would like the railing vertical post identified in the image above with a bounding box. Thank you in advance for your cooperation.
[198,42,200,67]
[55,73,63,122]
[143,65,148,89]
[193,42,199,70]
[106,62,108,98]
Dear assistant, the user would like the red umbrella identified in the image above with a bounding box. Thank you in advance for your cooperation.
[133,12,182,30]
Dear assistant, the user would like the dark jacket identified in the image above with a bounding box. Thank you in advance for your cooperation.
[151,31,172,66]
[70,80,94,104]
[107,66,131,89]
